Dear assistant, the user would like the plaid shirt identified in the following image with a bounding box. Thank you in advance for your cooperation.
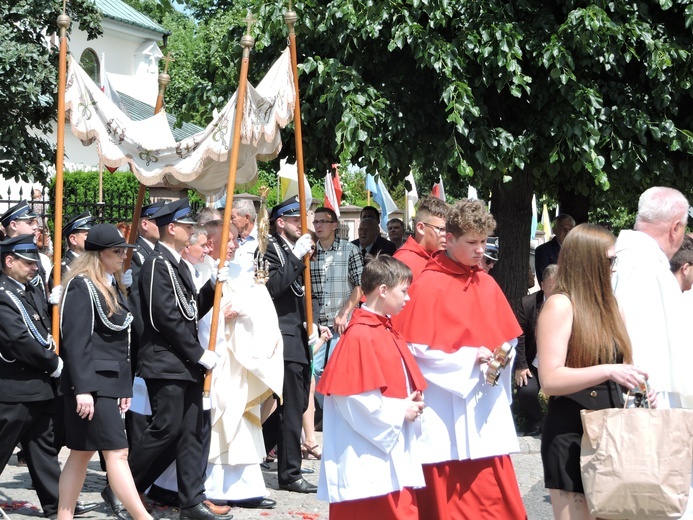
[310,236,363,328]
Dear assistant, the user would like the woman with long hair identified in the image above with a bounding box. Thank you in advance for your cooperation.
[538,223,651,520]
[57,224,152,520]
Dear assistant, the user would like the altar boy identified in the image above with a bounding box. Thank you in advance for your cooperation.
[316,255,427,519]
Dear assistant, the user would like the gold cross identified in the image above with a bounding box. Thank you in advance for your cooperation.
[161,52,175,74]
[243,10,257,35]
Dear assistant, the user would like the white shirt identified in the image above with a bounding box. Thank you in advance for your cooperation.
[232,224,258,285]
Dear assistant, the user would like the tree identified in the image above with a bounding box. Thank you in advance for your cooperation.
[0,0,102,184]
[178,0,693,307]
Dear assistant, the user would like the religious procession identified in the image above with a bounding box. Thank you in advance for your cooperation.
[4,0,693,520]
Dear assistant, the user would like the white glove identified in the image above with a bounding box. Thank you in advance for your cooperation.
[198,349,220,370]
[48,285,63,305]
[293,234,313,259]
[211,259,229,284]
[50,357,63,378]
[304,322,319,346]
[121,269,133,288]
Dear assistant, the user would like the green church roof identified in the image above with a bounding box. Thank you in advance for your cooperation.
[93,0,171,36]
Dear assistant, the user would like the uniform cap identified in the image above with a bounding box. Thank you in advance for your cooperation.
[84,224,136,251]
[484,236,499,262]
[0,234,40,262]
[270,196,301,221]
[63,211,95,237]
[0,201,37,229]
[141,200,167,218]
[150,198,197,226]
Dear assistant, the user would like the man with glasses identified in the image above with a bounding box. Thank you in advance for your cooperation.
[394,196,450,278]
[479,237,499,273]
[128,198,232,520]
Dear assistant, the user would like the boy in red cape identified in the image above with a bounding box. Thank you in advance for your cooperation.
[316,255,428,520]
[392,199,527,520]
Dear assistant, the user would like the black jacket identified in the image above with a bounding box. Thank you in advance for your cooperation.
[535,237,561,284]
[129,236,155,373]
[60,275,133,398]
[351,235,397,262]
[262,234,318,364]
[515,290,544,371]
[0,274,59,402]
[136,242,215,382]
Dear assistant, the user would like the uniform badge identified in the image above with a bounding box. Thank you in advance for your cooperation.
[33,313,40,320]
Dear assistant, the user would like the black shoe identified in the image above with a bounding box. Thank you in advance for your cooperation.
[227,497,276,509]
[74,501,99,516]
[278,478,318,493]
[101,485,127,516]
[179,501,233,520]
[148,484,180,507]
[259,461,271,470]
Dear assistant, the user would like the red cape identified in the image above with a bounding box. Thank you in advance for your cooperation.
[316,308,427,398]
[391,252,522,353]
[393,236,431,278]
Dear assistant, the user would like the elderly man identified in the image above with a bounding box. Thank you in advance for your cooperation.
[394,196,450,278]
[230,200,258,283]
[182,226,211,292]
[351,218,396,263]
[612,186,692,408]
[535,213,575,284]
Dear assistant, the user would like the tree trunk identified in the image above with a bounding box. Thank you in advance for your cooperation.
[490,171,534,310]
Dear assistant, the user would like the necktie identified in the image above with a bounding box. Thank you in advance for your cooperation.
[361,248,367,258]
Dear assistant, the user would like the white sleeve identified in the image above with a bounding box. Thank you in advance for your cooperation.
[332,390,407,455]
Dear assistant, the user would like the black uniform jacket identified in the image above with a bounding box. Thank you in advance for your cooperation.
[129,237,155,372]
[60,275,133,398]
[0,273,59,402]
[262,233,318,364]
[48,249,78,290]
[136,242,215,382]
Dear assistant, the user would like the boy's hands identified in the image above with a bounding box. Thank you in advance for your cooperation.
[404,390,425,422]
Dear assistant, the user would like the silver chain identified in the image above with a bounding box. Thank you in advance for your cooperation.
[3,289,54,354]
[164,259,197,321]
[82,277,133,332]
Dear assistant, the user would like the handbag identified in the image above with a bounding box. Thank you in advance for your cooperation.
[580,394,693,519]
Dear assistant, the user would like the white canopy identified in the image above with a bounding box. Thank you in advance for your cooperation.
[65,47,295,198]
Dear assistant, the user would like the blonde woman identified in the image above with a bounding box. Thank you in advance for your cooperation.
[57,224,151,520]
[538,223,652,520]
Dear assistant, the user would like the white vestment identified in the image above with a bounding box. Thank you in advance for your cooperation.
[612,230,693,406]
[317,391,425,503]
[154,264,284,500]
[409,341,520,464]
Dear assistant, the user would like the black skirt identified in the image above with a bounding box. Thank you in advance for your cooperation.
[63,393,128,451]
[541,381,624,493]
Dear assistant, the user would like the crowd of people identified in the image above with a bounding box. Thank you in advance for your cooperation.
[1,185,692,520]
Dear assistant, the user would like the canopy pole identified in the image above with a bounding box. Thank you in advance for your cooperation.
[203,15,256,398]
[124,55,173,270]
[51,8,71,355]
[285,5,314,337]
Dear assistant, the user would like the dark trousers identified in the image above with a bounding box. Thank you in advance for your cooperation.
[515,364,543,425]
[0,398,62,516]
[263,361,310,485]
[128,379,205,508]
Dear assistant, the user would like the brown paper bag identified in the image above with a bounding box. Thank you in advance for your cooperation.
[580,408,693,519]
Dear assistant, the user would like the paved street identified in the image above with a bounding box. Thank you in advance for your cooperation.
[0,433,552,519]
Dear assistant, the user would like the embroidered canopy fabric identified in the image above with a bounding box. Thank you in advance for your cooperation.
[65,48,295,197]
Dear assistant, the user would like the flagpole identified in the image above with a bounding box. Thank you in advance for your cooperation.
[124,54,173,270]
[51,7,70,354]
[203,15,256,398]
[285,5,314,337]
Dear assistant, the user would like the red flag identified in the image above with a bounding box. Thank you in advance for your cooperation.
[430,175,446,201]
[324,164,343,216]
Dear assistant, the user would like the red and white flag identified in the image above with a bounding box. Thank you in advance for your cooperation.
[431,175,446,201]
[324,164,343,217]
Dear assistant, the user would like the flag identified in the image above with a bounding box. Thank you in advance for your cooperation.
[431,175,446,201]
[100,52,126,113]
[405,171,418,225]
[467,185,478,200]
[541,203,553,240]
[324,164,342,216]
[366,173,398,231]
[279,158,313,207]
[530,194,538,240]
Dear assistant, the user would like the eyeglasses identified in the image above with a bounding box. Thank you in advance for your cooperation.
[423,222,447,235]
[484,257,496,265]
[313,220,334,226]
[110,248,127,256]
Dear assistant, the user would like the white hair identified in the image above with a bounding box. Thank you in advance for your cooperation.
[635,187,688,227]
[232,199,257,221]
